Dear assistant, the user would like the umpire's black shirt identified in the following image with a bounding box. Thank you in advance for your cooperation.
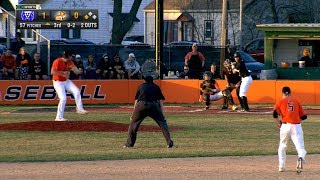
[135,81,165,102]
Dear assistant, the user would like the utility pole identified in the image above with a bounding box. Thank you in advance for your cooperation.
[220,0,227,78]
[155,0,164,79]
[239,0,243,49]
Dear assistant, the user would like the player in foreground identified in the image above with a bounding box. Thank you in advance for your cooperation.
[124,60,174,148]
[273,86,307,174]
[51,50,88,121]
[199,71,234,110]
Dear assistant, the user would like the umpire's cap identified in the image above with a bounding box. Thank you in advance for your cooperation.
[282,86,291,95]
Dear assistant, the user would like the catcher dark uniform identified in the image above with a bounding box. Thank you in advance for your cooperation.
[124,76,174,148]
[199,72,233,110]
[221,59,242,110]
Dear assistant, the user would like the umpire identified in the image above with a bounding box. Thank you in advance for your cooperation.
[124,75,174,148]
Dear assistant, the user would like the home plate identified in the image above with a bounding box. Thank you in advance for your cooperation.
[188,108,206,112]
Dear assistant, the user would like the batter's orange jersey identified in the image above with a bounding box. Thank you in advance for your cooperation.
[51,58,75,81]
[274,97,306,124]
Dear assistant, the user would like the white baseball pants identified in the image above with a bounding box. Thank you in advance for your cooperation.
[53,80,84,119]
[239,75,252,97]
[278,123,307,169]
[209,91,224,101]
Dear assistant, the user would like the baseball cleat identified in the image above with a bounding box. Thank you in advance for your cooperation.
[55,118,67,121]
[296,157,303,174]
[76,109,88,114]
[278,167,285,172]
[204,106,210,110]
[167,140,174,148]
[231,105,238,111]
[221,106,228,110]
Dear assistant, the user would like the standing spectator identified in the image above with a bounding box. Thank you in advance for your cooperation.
[184,43,205,79]
[124,53,141,79]
[16,47,32,80]
[209,63,221,79]
[84,55,97,79]
[51,50,88,121]
[96,54,114,79]
[273,86,307,173]
[0,49,16,80]
[178,65,190,79]
[10,32,25,55]
[70,54,84,80]
[112,53,125,79]
[29,52,48,80]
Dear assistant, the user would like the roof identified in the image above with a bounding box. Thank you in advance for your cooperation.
[20,0,47,4]
[144,0,251,11]
[256,23,320,32]
[0,0,15,11]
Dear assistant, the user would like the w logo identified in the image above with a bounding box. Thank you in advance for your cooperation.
[21,11,35,21]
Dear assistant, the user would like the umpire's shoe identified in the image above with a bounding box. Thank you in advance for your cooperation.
[167,140,174,148]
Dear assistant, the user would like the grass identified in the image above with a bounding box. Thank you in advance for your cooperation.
[0,105,319,162]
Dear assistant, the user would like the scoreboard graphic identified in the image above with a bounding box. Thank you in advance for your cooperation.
[16,4,99,29]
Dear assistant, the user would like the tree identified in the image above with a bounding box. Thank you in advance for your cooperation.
[111,0,143,44]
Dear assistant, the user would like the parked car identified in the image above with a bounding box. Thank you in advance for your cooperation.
[0,37,14,47]
[41,38,95,45]
[235,50,265,79]
[0,44,6,55]
[167,41,211,47]
[122,35,144,46]
[243,38,264,63]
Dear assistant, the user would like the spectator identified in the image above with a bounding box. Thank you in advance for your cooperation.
[209,63,221,79]
[0,49,16,80]
[70,54,84,79]
[299,48,317,67]
[124,53,141,79]
[112,53,125,79]
[0,59,3,80]
[10,32,25,55]
[184,43,205,79]
[84,55,97,79]
[179,65,190,79]
[16,47,32,80]
[96,54,114,79]
[29,52,48,80]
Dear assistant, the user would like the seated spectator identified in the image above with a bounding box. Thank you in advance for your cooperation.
[70,54,84,79]
[0,49,16,80]
[112,54,125,79]
[300,48,318,67]
[84,55,97,79]
[179,65,190,79]
[96,54,114,79]
[0,60,3,80]
[29,52,48,80]
[210,63,221,79]
[124,53,141,79]
[16,47,32,80]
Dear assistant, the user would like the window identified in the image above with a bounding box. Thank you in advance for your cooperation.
[204,20,213,39]
[164,21,178,44]
[61,29,69,39]
[73,29,81,39]
[183,22,192,41]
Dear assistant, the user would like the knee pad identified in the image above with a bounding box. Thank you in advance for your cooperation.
[222,89,231,96]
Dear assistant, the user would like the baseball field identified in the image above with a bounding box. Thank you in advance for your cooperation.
[0,104,320,179]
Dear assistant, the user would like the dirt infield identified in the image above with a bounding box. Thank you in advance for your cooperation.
[0,155,319,179]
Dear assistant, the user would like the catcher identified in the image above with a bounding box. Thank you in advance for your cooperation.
[199,71,234,110]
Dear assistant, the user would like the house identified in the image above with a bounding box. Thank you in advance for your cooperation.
[18,0,154,44]
[0,0,16,40]
[144,0,250,46]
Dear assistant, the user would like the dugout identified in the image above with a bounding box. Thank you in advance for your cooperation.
[256,24,320,80]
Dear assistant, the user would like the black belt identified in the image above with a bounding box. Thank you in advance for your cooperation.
[138,100,158,103]
[282,122,300,124]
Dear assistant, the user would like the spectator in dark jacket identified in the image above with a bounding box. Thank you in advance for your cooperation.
[29,52,48,80]
[96,54,114,79]
[10,32,25,55]
[112,54,125,79]
[70,54,84,79]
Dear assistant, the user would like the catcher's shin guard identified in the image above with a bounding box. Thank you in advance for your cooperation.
[227,94,234,105]
[203,94,211,106]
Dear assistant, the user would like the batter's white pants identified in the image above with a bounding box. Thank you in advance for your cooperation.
[239,75,252,97]
[53,80,84,119]
[209,91,224,101]
[278,123,307,169]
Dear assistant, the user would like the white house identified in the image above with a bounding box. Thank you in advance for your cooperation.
[18,0,153,44]
[144,0,250,46]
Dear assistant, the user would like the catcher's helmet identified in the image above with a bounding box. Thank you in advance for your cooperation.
[223,59,232,68]
[203,71,212,80]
